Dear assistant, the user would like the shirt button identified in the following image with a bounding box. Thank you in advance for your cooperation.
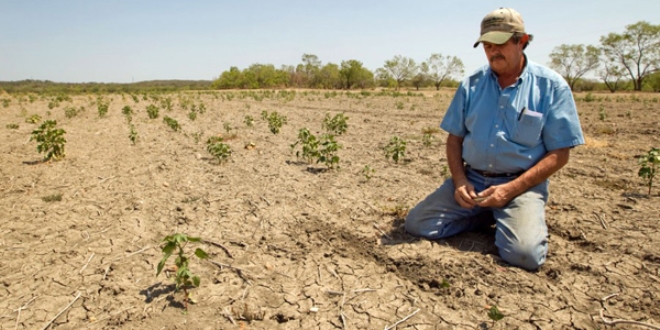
[488,164,493,168]
[500,106,504,109]
[495,125,499,128]
[490,144,494,147]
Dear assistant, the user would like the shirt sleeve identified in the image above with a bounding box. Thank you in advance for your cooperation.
[440,82,467,137]
[541,86,585,151]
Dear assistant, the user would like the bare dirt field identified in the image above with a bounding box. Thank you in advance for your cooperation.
[1,89,659,329]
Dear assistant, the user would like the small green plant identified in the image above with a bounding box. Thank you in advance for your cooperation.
[223,122,232,133]
[42,194,62,202]
[122,105,133,123]
[6,123,19,129]
[599,105,606,121]
[422,133,434,147]
[244,115,255,128]
[64,106,79,118]
[206,136,232,164]
[322,113,349,135]
[440,164,449,178]
[395,101,404,109]
[188,111,197,121]
[147,104,160,119]
[1,98,11,107]
[192,131,203,144]
[291,128,320,164]
[156,233,209,311]
[164,116,181,132]
[26,114,42,124]
[487,305,505,323]
[384,136,407,163]
[260,110,269,121]
[362,165,375,181]
[30,120,66,161]
[584,92,596,102]
[160,97,173,111]
[267,111,287,134]
[129,124,138,145]
[638,147,660,195]
[318,134,341,169]
[97,97,109,118]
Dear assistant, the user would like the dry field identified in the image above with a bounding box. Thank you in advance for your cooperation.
[1,89,659,329]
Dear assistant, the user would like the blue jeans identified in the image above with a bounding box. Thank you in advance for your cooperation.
[405,167,549,271]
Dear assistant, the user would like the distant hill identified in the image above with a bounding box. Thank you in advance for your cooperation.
[0,79,214,94]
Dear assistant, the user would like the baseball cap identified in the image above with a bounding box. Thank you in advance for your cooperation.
[473,8,527,48]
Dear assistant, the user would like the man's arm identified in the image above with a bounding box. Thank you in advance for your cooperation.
[476,147,570,207]
[447,134,478,208]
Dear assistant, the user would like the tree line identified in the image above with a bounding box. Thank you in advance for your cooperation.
[549,21,660,92]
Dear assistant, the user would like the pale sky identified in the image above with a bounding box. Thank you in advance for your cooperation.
[1,0,657,83]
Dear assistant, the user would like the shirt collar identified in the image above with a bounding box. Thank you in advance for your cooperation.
[488,53,529,86]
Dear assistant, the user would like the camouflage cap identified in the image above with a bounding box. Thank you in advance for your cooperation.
[473,8,526,48]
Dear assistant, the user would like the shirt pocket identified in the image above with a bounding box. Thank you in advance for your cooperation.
[512,110,544,147]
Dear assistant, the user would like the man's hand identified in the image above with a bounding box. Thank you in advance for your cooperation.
[454,179,479,208]
[473,183,515,208]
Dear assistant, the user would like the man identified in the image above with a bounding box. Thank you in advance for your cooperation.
[405,8,584,271]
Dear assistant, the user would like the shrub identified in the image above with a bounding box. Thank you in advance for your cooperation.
[244,115,255,128]
[146,104,159,119]
[129,124,138,145]
[384,136,407,163]
[322,113,349,135]
[97,97,110,118]
[163,116,181,132]
[206,136,231,164]
[267,111,287,134]
[26,114,42,124]
[6,123,19,129]
[638,147,660,195]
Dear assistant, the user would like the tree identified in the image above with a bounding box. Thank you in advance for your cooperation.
[600,21,660,91]
[598,62,625,93]
[212,66,243,89]
[427,54,464,90]
[411,62,428,90]
[340,60,367,90]
[319,63,341,89]
[548,44,601,91]
[301,54,322,88]
[383,55,417,90]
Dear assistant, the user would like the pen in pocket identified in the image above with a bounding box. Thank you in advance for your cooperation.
[517,107,526,121]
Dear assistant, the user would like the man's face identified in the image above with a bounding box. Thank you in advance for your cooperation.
[482,38,524,76]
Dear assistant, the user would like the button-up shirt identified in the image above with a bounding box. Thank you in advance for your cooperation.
[440,57,584,174]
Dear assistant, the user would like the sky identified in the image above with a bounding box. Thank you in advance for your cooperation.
[1,0,658,83]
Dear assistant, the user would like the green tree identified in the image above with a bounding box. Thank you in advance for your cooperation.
[600,21,660,91]
[427,54,465,90]
[319,63,341,89]
[212,66,243,89]
[599,62,626,93]
[340,60,367,90]
[383,55,417,90]
[548,44,601,91]
[411,62,429,90]
[301,54,322,88]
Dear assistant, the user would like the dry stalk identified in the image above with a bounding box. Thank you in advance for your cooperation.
[384,308,421,330]
[13,296,37,330]
[40,291,81,330]
[600,293,660,329]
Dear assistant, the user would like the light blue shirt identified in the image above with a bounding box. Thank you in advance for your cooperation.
[440,57,584,174]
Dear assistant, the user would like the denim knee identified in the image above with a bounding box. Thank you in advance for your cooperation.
[499,241,546,271]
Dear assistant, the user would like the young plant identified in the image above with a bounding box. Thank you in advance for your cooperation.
[422,133,434,147]
[206,136,232,164]
[30,120,66,161]
[267,111,287,134]
[129,124,138,145]
[322,113,349,135]
[147,104,160,119]
[64,106,79,118]
[362,165,375,181]
[384,136,407,163]
[638,147,660,195]
[164,116,181,132]
[122,105,133,123]
[156,233,209,311]
[291,128,320,164]
[6,123,19,129]
[318,134,341,169]
[487,305,505,324]
[223,122,232,133]
[97,96,109,118]
[260,110,269,121]
[244,115,255,128]
[26,114,42,124]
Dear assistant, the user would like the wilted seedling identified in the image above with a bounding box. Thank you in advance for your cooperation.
[638,147,660,195]
[487,305,504,323]
[384,136,407,163]
[156,233,209,311]
[26,114,42,124]
[223,122,232,133]
[42,193,62,202]
[244,115,255,128]
[30,120,66,161]
[362,165,375,181]
[129,124,138,145]
[164,116,181,132]
[422,133,434,147]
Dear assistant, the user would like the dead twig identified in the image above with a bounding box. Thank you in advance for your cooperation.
[384,308,420,330]
[600,293,660,330]
[224,307,236,325]
[79,253,95,274]
[373,222,392,240]
[202,239,233,258]
[40,291,81,330]
[594,212,608,230]
[14,296,37,330]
